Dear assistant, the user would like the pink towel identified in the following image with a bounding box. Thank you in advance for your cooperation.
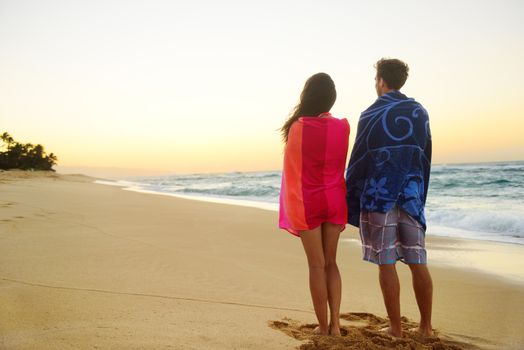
[279,113,350,236]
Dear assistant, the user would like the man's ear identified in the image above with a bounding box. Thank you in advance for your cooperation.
[380,78,390,91]
[378,77,385,89]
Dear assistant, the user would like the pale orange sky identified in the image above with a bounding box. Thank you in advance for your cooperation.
[1,0,523,177]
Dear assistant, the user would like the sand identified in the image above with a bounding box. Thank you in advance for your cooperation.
[0,170,523,349]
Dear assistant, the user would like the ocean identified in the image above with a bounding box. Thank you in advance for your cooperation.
[96,161,524,246]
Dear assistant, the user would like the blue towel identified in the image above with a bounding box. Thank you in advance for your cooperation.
[345,91,432,230]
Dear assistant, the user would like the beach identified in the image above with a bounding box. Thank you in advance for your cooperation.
[1,171,523,349]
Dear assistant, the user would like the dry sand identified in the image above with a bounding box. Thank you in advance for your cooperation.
[0,171,523,349]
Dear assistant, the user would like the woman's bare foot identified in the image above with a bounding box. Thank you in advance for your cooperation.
[329,323,341,336]
[379,326,402,338]
[409,326,434,337]
[312,326,329,335]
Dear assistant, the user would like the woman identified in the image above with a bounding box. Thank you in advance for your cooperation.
[279,73,350,336]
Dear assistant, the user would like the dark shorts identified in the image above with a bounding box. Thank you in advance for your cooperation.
[359,205,427,265]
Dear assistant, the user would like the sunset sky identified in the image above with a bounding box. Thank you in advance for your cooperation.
[1,0,523,176]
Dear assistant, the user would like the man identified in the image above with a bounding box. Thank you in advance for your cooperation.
[345,58,433,337]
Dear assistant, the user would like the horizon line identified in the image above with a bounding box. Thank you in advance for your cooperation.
[55,159,524,178]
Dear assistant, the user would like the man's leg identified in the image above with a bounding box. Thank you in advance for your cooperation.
[362,208,403,337]
[408,264,433,336]
[379,264,402,337]
[398,208,433,336]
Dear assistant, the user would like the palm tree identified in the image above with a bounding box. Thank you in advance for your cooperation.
[0,132,58,171]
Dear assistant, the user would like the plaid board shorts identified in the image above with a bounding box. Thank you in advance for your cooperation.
[359,205,427,265]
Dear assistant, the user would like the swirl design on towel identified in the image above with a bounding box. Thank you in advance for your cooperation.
[382,113,413,141]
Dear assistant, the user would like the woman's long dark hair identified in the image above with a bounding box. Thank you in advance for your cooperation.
[280,73,336,143]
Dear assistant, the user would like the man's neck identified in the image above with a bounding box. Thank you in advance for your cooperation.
[380,88,396,96]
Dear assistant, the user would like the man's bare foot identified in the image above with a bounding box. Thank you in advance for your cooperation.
[379,326,402,338]
[409,326,434,337]
[312,326,329,336]
[329,323,341,336]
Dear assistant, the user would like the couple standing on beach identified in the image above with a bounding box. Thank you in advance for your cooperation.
[279,58,433,338]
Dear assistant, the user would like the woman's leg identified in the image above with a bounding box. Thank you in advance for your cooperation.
[300,226,328,335]
[321,222,342,336]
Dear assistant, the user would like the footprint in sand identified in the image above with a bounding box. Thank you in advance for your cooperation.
[269,312,481,350]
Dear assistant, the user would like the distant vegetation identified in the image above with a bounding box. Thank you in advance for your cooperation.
[0,132,58,171]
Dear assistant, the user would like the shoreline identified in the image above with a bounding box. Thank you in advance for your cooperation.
[94,178,524,245]
[95,178,524,285]
[1,170,523,349]
[94,179,279,212]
